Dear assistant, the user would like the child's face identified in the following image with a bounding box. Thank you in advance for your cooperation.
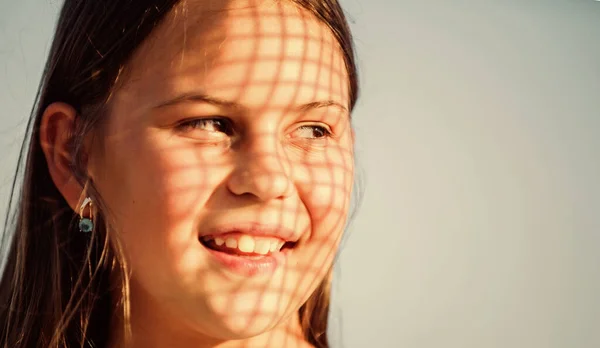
[90,0,353,341]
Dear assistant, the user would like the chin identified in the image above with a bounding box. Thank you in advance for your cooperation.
[200,307,295,340]
[220,315,281,338]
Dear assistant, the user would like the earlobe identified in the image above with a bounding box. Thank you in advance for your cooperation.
[39,102,84,212]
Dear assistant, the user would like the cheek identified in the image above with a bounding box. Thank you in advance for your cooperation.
[100,135,204,224]
[294,140,354,267]
[281,145,353,307]
[302,138,354,224]
[93,131,226,285]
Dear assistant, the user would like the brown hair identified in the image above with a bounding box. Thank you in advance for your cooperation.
[0,1,359,347]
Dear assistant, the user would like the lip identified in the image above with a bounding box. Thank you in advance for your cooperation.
[204,246,291,277]
[201,222,299,242]
[199,222,298,276]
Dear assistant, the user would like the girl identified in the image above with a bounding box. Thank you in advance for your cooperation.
[0,0,359,347]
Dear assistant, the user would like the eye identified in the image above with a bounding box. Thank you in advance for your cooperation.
[175,117,234,135]
[290,124,332,139]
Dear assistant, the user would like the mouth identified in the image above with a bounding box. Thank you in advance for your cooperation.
[200,234,296,258]
[199,231,298,276]
[199,224,301,276]
[200,233,296,258]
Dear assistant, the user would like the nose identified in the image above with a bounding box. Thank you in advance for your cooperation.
[227,139,294,201]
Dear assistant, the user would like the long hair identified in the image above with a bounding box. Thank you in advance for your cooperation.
[0,1,359,347]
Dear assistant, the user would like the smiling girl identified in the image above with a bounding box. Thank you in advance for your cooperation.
[0,0,359,347]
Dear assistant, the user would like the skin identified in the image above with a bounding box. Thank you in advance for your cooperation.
[40,0,354,347]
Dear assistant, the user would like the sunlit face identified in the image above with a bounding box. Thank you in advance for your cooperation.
[89,0,353,343]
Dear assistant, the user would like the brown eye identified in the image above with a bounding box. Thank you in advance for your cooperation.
[291,125,331,139]
[176,117,234,135]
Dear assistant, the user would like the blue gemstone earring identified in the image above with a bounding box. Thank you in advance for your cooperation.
[78,197,94,233]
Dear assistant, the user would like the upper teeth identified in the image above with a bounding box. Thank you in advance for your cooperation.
[205,234,285,255]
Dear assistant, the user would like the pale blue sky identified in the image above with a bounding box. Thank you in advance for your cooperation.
[1,0,600,347]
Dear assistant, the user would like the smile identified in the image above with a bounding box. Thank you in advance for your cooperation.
[199,225,299,276]
[200,234,295,256]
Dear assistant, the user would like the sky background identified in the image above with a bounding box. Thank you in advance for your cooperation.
[1,0,599,347]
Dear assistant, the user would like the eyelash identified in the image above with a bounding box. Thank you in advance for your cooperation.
[175,117,234,135]
[174,117,332,139]
[294,124,332,139]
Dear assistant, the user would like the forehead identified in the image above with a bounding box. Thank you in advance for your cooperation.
[118,0,349,111]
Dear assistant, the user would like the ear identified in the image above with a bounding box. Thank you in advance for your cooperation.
[39,102,84,213]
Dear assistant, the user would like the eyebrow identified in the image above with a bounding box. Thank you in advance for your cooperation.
[153,92,348,114]
[295,100,348,114]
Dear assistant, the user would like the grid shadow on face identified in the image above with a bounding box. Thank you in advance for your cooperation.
[89,1,357,346]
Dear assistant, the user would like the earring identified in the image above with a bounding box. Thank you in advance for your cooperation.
[78,197,94,233]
